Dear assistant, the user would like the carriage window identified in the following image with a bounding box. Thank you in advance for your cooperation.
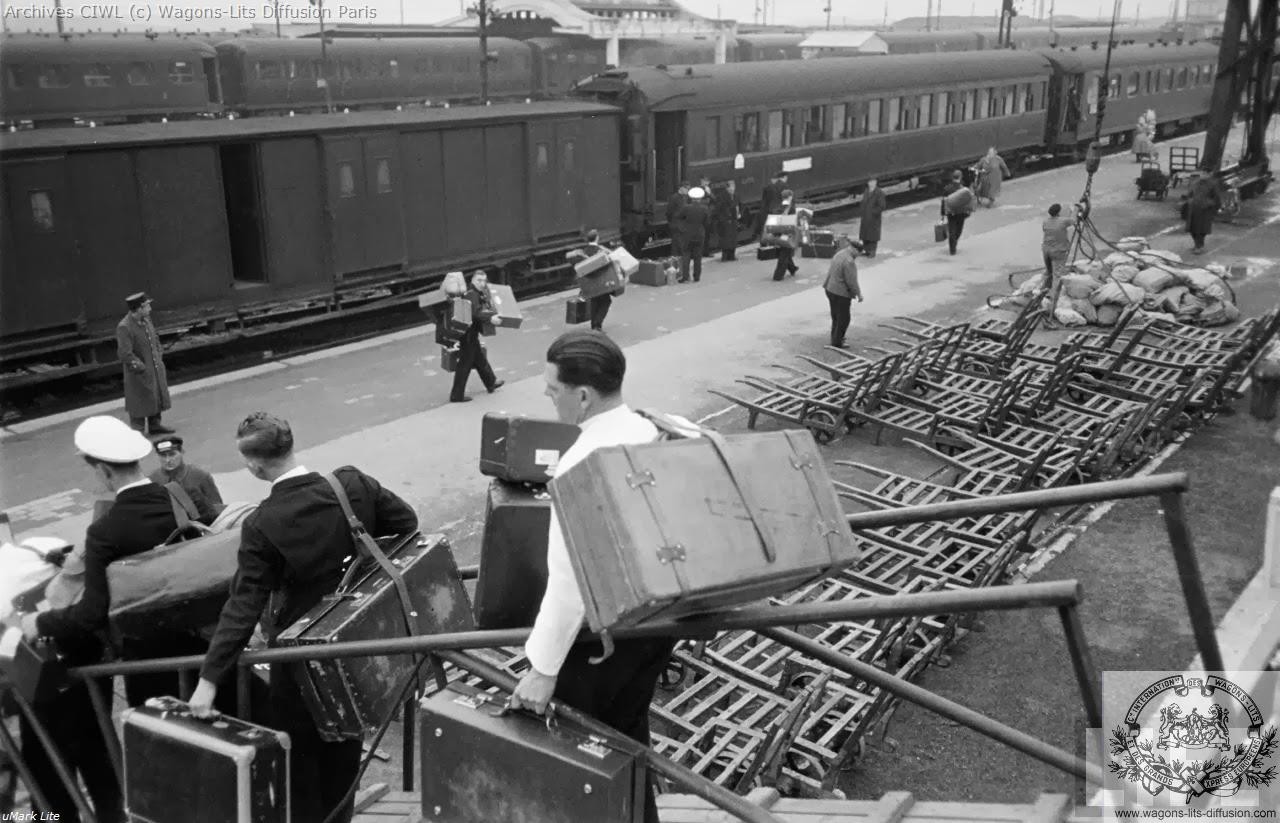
[931,92,944,125]
[37,65,70,89]
[885,98,902,132]
[864,99,881,134]
[945,91,960,124]
[1154,70,1163,92]
[562,140,575,171]
[1039,81,1048,109]
[337,163,356,198]
[830,103,846,138]
[123,62,151,86]
[30,191,54,232]
[5,65,27,89]
[169,60,195,84]
[535,142,549,172]
[1126,72,1140,96]
[1144,70,1153,94]
[805,106,827,144]
[375,158,392,194]
[704,116,721,158]
[1176,67,1188,89]
[1013,84,1025,113]
[1204,64,1214,83]
[1002,86,1015,115]
[735,112,760,151]
[765,110,783,150]
[974,88,988,119]
[84,64,114,87]
[1165,68,1174,89]
[782,110,799,148]
[1110,74,1122,99]
[255,61,283,81]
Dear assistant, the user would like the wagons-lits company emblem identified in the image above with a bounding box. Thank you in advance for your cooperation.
[1108,675,1278,802]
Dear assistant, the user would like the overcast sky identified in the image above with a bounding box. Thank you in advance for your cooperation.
[0,0,1197,34]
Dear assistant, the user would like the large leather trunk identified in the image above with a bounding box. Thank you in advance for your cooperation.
[549,428,860,633]
[630,260,667,287]
[121,696,290,823]
[486,283,523,329]
[276,533,474,742]
[474,480,552,629]
[578,263,625,300]
[419,684,645,823]
[107,529,240,642]
[479,413,580,484]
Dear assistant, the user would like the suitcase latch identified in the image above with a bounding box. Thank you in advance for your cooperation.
[656,544,686,564]
[577,736,609,760]
[790,456,815,471]
[626,470,656,489]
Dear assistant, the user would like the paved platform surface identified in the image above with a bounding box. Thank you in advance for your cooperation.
[4,129,1278,812]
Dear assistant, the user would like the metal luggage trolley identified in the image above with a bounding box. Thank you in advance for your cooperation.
[1168,146,1201,189]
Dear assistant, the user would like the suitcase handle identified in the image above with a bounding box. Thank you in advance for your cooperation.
[492,701,557,731]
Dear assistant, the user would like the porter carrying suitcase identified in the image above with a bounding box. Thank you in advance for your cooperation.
[608,246,641,278]
[473,479,552,629]
[479,414,580,484]
[276,529,474,742]
[447,297,473,333]
[419,685,646,823]
[578,263,626,300]
[572,250,612,278]
[549,413,859,634]
[121,696,290,823]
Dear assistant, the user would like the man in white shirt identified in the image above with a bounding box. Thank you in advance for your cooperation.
[510,330,675,823]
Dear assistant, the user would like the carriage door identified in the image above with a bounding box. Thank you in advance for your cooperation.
[1054,74,1085,146]
[203,58,222,104]
[653,111,685,206]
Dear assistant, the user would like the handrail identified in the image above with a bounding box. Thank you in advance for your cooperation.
[69,581,1082,677]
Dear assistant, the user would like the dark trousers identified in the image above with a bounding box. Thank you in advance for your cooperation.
[259,663,363,823]
[449,331,497,400]
[1191,232,1206,249]
[20,678,123,823]
[861,241,878,257]
[679,239,704,282]
[588,293,613,331]
[554,636,677,823]
[717,221,738,260]
[946,214,968,254]
[128,415,164,432]
[772,246,797,281]
[827,291,853,347]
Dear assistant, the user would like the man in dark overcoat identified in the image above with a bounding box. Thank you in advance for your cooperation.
[858,178,887,257]
[449,271,505,402]
[676,187,711,283]
[711,181,740,261]
[665,182,690,258]
[1185,174,1221,254]
[117,292,174,435]
[755,172,787,239]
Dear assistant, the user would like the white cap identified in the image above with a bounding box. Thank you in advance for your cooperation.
[688,187,706,200]
[74,416,153,463]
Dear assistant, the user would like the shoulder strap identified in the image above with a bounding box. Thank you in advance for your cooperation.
[161,483,211,545]
[324,472,421,638]
[632,410,778,563]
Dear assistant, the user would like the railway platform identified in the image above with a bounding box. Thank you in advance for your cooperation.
[3,128,1278,814]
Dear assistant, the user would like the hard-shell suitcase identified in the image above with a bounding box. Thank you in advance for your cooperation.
[572,250,613,278]
[479,413,580,484]
[608,246,641,278]
[761,214,800,248]
[802,231,838,259]
[934,220,948,243]
[440,344,461,373]
[419,685,646,823]
[566,296,591,325]
[630,260,667,287]
[487,283,523,329]
[447,297,472,333]
[474,480,552,629]
[578,263,625,300]
[549,420,859,634]
[756,246,780,261]
[276,533,474,742]
[121,696,290,823]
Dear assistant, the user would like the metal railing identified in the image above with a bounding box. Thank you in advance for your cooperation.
[1,472,1217,823]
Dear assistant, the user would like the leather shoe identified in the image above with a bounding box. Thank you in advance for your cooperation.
[487,380,505,394]
[149,423,176,435]
[450,396,473,403]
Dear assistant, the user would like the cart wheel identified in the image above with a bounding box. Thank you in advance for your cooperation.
[802,409,839,444]
[658,659,687,692]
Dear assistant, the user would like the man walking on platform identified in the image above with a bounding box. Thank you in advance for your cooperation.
[858,178,887,257]
[823,236,864,349]
[769,190,801,281]
[755,172,787,239]
[568,230,616,332]
[118,292,174,435]
[511,331,675,823]
[190,412,419,823]
[941,171,975,256]
[449,271,505,402]
[676,187,710,283]
[1185,175,1221,254]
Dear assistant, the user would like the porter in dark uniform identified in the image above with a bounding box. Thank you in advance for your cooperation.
[676,187,710,283]
[148,435,225,525]
[190,412,419,823]
[511,332,676,823]
[711,181,740,261]
[448,271,505,402]
[769,190,800,281]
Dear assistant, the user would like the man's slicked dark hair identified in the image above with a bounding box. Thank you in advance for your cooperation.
[237,412,294,461]
[546,331,625,397]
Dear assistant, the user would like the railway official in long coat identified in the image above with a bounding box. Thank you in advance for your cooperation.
[665,182,690,257]
[190,412,419,823]
[1185,175,1221,254]
[511,331,674,823]
[711,181,740,261]
[857,178,887,257]
[117,292,174,435]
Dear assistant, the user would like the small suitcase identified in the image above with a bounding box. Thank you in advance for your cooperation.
[572,250,612,278]
[761,214,800,248]
[276,533,474,742]
[440,344,461,372]
[448,297,472,333]
[608,246,640,278]
[474,480,553,629]
[0,637,67,705]
[630,260,667,287]
[756,246,780,261]
[419,685,646,823]
[549,415,860,634]
[121,696,290,823]
[802,231,838,259]
[487,283,523,329]
[434,310,462,345]
[578,263,625,300]
[934,220,948,243]
[479,414,580,484]
[565,296,591,325]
